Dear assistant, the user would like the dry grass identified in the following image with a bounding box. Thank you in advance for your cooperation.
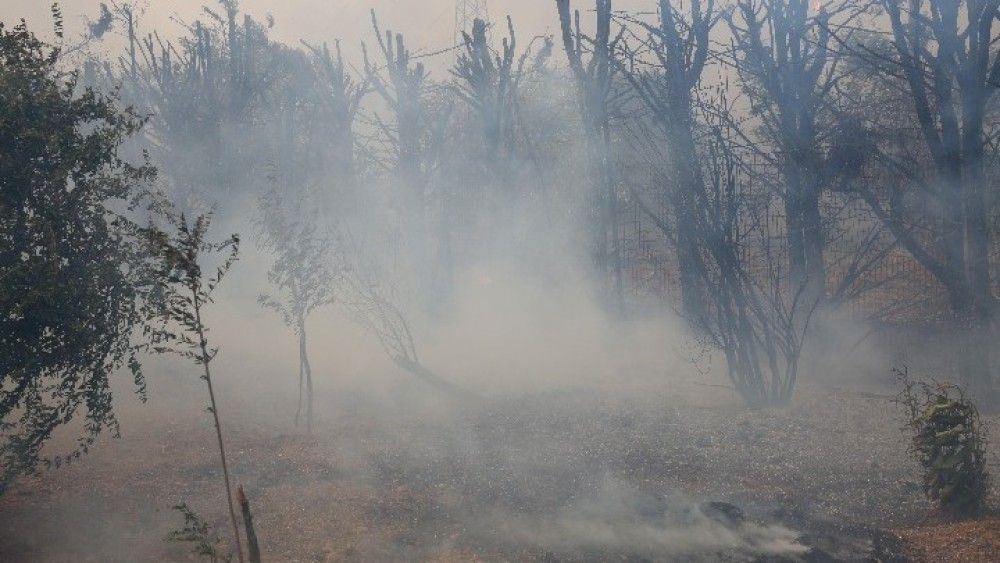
[0,373,997,561]
[900,516,1000,562]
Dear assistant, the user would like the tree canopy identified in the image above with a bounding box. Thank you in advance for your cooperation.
[0,17,156,490]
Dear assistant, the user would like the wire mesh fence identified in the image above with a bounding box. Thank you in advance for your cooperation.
[617,162,979,328]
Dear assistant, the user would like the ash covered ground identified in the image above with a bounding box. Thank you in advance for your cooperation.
[2,371,996,562]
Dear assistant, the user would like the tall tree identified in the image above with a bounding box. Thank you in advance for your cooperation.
[726,0,845,305]
[307,39,367,214]
[556,0,627,313]
[620,0,718,321]
[143,208,244,562]
[363,11,453,309]
[363,11,431,213]
[257,179,335,433]
[452,16,527,186]
[853,0,1000,397]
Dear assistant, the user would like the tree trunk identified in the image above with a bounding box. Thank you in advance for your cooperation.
[603,126,626,316]
[298,318,313,434]
[961,101,994,399]
[193,294,245,563]
[801,181,826,304]
[667,118,708,322]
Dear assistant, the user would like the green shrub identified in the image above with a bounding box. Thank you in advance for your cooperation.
[167,503,232,562]
[894,367,990,515]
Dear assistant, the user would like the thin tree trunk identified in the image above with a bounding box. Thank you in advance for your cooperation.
[961,106,994,399]
[603,126,626,316]
[294,343,303,428]
[193,293,244,563]
[125,7,136,80]
[801,181,826,303]
[668,123,708,322]
[298,319,314,434]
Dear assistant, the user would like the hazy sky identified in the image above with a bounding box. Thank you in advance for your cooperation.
[3,1,653,73]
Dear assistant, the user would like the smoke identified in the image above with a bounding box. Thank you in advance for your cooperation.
[476,480,807,560]
[0,1,942,560]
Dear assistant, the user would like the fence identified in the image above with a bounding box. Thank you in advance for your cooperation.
[616,162,979,328]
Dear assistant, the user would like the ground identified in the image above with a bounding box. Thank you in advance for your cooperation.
[1,371,998,562]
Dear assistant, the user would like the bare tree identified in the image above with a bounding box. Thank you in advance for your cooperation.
[304,39,367,213]
[362,12,457,309]
[556,0,627,314]
[725,0,852,305]
[691,123,819,405]
[109,6,275,205]
[451,16,537,185]
[362,11,431,211]
[336,234,469,397]
[849,0,1000,397]
[619,0,718,321]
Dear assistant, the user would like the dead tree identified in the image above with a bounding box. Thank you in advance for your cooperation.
[362,12,454,308]
[693,124,818,405]
[336,233,470,397]
[362,11,430,211]
[102,5,273,206]
[619,0,718,321]
[451,16,533,183]
[236,485,261,563]
[87,1,146,78]
[556,0,627,314]
[449,15,554,266]
[849,1,1000,398]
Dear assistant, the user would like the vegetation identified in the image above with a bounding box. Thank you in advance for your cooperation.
[167,502,232,563]
[142,207,244,561]
[895,367,990,515]
[4,2,1000,557]
[0,12,155,492]
[257,179,334,433]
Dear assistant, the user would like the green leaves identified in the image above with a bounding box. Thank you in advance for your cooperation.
[0,18,156,492]
[255,178,334,332]
[140,205,240,369]
[894,367,989,515]
[167,503,232,562]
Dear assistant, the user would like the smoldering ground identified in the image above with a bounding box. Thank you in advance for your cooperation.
[0,254,941,561]
[4,1,1000,560]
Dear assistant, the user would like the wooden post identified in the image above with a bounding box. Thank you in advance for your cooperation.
[237,485,262,563]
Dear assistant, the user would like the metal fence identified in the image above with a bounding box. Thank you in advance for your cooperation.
[617,166,975,327]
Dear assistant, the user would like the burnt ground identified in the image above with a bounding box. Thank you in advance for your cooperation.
[1,373,999,562]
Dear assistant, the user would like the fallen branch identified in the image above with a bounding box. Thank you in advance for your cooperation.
[392,355,477,399]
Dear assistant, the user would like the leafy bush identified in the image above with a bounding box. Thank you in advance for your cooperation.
[0,12,156,491]
[894,367,990,515]
[167,503,231,562]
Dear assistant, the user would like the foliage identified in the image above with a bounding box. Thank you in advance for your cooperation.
[894,367,990,515]
[142,209,239,365]
[0,16,156,491]
[167,502,232,562]
[256,177,335,430]
[141,207,245,561]
[256,180,334,333]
